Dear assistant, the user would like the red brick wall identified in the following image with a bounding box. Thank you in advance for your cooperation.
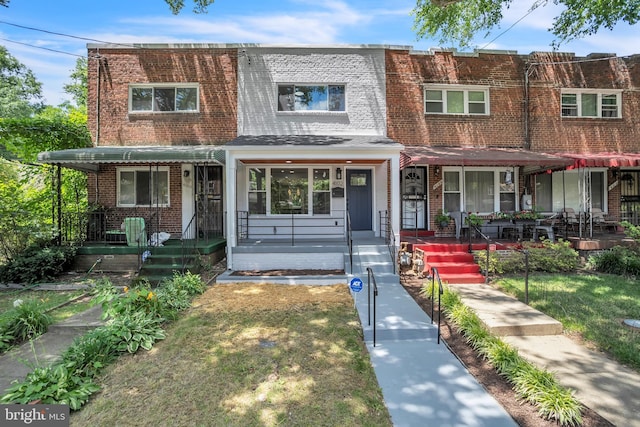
[87,47,238,146]
[386,49,527,148]
[87,164,184,235]
[527,52,640,153]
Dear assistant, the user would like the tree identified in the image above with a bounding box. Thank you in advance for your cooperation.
[63,57,88,113]
[164,0,215,14]
[0,46,43,118]
[413,0,640,49]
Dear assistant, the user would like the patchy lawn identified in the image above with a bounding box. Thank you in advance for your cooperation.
[71,283,391,427]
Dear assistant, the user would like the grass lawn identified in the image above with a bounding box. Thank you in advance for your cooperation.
[70,283,391,427]
[0,289,85,314]
[494,272,640,371]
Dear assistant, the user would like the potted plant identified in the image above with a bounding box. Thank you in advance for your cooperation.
[465,212,484,228]
[435,209,451,228]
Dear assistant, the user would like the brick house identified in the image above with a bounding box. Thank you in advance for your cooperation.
[37,44,640,273]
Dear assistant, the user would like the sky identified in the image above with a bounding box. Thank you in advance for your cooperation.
[1,0,639,105]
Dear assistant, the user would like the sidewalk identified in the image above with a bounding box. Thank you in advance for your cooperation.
[350,241,518,426]
[0,304,104,395]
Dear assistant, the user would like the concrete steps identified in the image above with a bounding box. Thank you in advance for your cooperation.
[413,242,486,284]
[453,284,563,336]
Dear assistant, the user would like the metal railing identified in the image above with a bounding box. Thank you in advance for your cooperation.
[347,211,353,274]
[471,224,530,302]
[235,210,347,244]
[366,267,379,347]
[181,213,198,273]
[429,267,444,344]
[379,210,397,274]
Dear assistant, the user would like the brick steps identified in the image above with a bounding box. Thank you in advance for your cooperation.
[413,242,485,284]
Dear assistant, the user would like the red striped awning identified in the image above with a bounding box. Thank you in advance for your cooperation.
[553,152,640,169]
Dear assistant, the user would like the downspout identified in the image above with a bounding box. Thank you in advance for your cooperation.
[95,50,101,147]
[524,62,532,151]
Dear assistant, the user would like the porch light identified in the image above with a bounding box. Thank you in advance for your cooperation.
[336,168,342,180]
[183,170,190,178]
[434,166,440,177]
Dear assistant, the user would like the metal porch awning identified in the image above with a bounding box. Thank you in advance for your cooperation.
[401,146,574,168]
[37,145,226,172]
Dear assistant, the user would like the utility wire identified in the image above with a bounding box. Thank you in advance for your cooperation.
[0,37,85,58]
[479,0,548,50]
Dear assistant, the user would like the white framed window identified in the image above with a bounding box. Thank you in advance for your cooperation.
[424,85,489,115]
[560,90,622,118]
[129,84,199,113]
[117,167,170,207]
[535,169,607,213]
[277,84,346,112]
[246,166,335,215]
[442,167,519,214]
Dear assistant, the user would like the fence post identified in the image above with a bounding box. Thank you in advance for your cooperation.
[524,249,530,305]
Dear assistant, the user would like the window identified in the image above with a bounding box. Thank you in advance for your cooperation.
[277,84,346,112]
[535,170,606,212]
[425,85,489,115]
[118,167,169,207]
[443,171,461,213]
[313,169,330,215]
[129,84,199,112]
[248,168,266,214]
[443,168,519,214]
[561,90,621,118]
[271,168,308,214]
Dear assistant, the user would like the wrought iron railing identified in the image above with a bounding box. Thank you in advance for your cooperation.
[366,267,379,347]
[181,213,198,273]
[379,210,397,274]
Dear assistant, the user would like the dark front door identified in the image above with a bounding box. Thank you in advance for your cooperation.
[346,169,372,231]
[195,165,223,238]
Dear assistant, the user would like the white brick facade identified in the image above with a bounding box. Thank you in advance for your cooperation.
[238,46,387,136]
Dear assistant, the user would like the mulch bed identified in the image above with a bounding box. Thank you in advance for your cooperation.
[399,272,614,427]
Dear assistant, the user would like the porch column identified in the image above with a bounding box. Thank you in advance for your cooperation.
[390,154,401,246]
[225,151,237,270]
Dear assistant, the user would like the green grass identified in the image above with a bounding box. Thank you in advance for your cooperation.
[495,273,640,371]
[0,290,85,314]
[70,288,391,427]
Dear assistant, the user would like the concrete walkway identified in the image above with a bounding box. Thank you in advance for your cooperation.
[349,240,518,427]
[453,283,640,427]
[0,304,104,395]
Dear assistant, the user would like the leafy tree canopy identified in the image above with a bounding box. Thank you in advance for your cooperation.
[413,0,640,49]
[62,57,87,113]
[0,46,43,118]
[164,0,215,14]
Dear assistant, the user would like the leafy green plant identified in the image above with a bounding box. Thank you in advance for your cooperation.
[0,244,77,284]
[586,245,640,276]
[0,364,100,410]
[0,299,52,346]
[107,311,166,353]
[476,239,578,275]
[61,327,120,378]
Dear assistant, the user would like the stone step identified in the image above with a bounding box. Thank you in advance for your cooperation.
[452,284,563,336]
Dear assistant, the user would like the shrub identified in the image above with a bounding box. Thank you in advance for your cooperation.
[106,311,166,353]
[476,239,578,275]
[0,245,77,284]
[61,327,120,378]
[586,245,640,277]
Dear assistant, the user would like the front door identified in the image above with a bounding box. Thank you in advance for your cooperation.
[346,169,372,230]
[195,165,223,238]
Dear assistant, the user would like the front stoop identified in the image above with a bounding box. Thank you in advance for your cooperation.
[453,284,563,336]
[413,242,486,284]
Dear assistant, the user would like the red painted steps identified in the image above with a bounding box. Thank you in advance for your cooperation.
[413,242,486,284]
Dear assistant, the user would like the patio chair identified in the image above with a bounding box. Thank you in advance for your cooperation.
[124,217,146,247]
[562,208,580,232]
[451,211,469,240]
[590,208,619,233]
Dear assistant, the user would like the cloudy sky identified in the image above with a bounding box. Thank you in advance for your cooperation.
[1,0,638,105]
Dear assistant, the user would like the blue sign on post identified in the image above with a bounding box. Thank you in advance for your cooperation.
[350,277,363,293]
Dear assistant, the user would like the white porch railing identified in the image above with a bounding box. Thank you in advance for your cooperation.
[236,210,347,244]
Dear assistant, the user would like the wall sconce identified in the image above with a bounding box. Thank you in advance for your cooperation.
[434,166,440,177]
[336,167,342,180]
[183,170,190,178]
[612,169,619,179]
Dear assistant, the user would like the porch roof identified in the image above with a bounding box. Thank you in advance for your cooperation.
[37,145,226,172]
[226,135,404,150]
[553,152,640,169]
[402,146,574,168]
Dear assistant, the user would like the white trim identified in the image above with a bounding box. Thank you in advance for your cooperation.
[128,83,200,113]
[442,166,519,214]
[424,84,490,116]
[560,88,623,119]
[116,166,170,207]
